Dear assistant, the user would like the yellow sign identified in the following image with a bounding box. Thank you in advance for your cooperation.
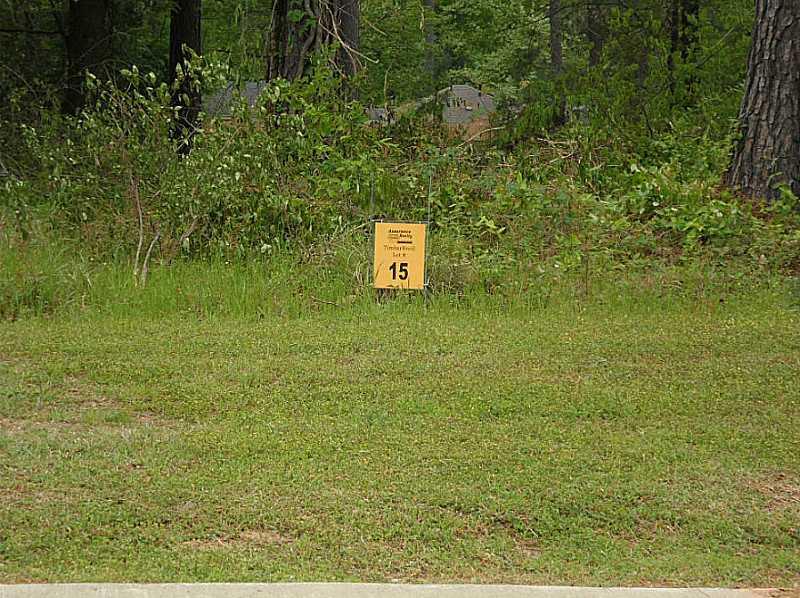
[373,222,427,289]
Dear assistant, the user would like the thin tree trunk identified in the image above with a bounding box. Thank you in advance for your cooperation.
[267,0,360,82]
[587,4,606,68]
[423,0,439,80]
[169,0,202,154]
[64,0,112,114]
[269,0,314,81]
[727,0,800,199]
[679,0,699,62]
[679,0,699,100]
[667,0,679,96]
[636,44,649,91]
[549,0,565,125]
[266,0,288,80]
[336,0,359,77]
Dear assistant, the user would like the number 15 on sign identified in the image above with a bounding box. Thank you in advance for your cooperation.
[373,222,427,290]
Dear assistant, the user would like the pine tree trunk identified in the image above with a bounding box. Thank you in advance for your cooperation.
[423,0,439,80]
[169,0,202,154]
[267,0,360,82]
[336,0,360,78]
[727,0,800,200]
[679,0,699,100]
[679,0,699,62]
[267,0,307,81]
[636,45,649,92]
[586,5,606,68]
[549,0,566,125]
[667,0,679,96]
[64,0,112,114]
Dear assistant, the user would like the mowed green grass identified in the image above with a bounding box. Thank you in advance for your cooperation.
[0,293,798,586]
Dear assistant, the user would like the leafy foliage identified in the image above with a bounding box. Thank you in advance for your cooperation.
[1,0,798,316]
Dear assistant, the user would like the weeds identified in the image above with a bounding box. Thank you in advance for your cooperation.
[0,69,798,320]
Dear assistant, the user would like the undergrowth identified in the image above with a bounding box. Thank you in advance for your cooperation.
[1,68,799,321]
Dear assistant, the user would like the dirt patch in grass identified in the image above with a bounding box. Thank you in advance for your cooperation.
[450,513,541,561]
[0,416,128,435]
[0,371,176,430]
[0,352,22,365]
[183,529,294,550]
[0,484,80,507]
[0,416,25,433]
[62,376,114,404]
[749,472,800,512]
[513,536,541,559]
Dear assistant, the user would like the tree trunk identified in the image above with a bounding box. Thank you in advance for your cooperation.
[727,0,800,200]
[267,0,318,81]
[423,0,439,80]
[549,0,565,125]
[679,0,699,62]
[679,0,699,100]
[586,4,606,68]
[267,0,360,82]
[667,0,679,96]
[636,44,649,92]
[336,0,360,77]
[64,0,112,114]
[169,0,202,154]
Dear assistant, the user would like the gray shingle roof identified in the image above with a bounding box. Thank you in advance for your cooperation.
[205,81,495,128]
[366,107,392,124]
[204,81,268,116]
[438,84,495,125]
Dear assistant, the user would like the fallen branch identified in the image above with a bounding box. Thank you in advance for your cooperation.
[0,28,60,35]
[459,126,505,146]
[140,225,161,287]
[130,175,144,284]
[310,295,339,307]
[177,217,199,252]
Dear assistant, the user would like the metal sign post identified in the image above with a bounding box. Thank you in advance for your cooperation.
[368,172,433,293]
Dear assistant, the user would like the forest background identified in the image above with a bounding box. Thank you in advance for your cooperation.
[0,0,798,314]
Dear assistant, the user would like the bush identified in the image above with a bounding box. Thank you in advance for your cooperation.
[1,63,799,301]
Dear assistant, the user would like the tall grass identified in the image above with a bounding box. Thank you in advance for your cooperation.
[1,224,792,322]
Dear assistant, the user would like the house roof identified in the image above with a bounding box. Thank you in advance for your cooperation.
[204,81,496,128]
[366,107,392,123]
[438,84,495,125]
[204,81,268,116]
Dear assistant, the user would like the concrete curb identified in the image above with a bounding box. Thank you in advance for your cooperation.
[0,584,767,598]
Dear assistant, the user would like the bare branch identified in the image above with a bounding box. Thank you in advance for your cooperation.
[0,28,60,35]
[140,226,161,287]
[130,175,145,284]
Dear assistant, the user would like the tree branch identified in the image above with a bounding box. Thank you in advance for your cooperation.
[0,28,61,35]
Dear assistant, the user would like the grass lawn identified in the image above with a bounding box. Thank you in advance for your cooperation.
[1,289,798,586]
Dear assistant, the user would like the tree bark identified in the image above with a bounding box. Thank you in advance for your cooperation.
[636,44,649,92]
[727,0,800,200]
[169,0,202,154]
[64,0,112,114]
[267,0,360,82]
[549,0,566,125]
[667,0,679,96]
[586,4,606,68]
[423,0,439,79]
[267,0,304,80]
[679,0,699,100]
[679,0,699,62]
[336,0,359,77]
